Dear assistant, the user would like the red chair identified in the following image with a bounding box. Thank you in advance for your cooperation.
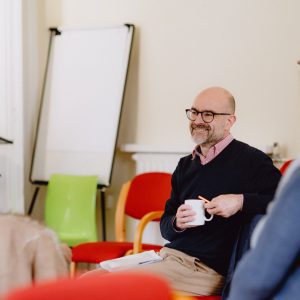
[4,271,174,300]
[70,172,172,276]
[4,270,222,300]
[280,160,293,174]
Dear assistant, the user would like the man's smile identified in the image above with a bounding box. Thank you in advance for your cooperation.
[192,124,210,133]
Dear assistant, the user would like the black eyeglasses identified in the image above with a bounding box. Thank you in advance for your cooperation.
[185,109,231,123]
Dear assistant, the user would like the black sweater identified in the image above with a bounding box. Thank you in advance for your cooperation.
[160,139,281,276]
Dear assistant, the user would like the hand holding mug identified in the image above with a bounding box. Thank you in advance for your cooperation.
[184,199,213,226]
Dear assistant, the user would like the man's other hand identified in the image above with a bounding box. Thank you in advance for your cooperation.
[204,194,243,218]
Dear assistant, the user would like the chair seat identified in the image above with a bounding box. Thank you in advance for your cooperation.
[72,241,162,263]
[140,244,162,252]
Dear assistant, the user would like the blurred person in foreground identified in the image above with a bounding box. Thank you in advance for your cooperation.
[228,157,300,300]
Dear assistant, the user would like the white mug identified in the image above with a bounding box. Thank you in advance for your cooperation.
[184,199,213,226]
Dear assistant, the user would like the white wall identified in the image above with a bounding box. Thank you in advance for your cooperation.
[44,0,300,157]
[23,0,300,239]
[0,0,24,213]
[23,0,48,218]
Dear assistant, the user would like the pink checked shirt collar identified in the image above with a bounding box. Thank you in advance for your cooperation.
[192,134,234,165]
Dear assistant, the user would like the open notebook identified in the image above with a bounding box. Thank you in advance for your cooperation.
[99,250,162,272]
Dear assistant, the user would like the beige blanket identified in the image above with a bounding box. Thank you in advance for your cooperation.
[0,214,71,295]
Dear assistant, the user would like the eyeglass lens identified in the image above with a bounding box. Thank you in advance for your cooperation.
[186,110,214,123]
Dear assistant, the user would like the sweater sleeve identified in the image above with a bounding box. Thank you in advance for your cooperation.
[228,159,300,300]
[242,149,281,214]
[160,162,185,241]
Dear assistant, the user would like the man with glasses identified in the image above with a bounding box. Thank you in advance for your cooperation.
[137,86,281,295]
[86,87,281,296]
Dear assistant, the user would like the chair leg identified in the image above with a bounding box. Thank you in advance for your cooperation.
[125,249,133,256]
[70,261,76,278]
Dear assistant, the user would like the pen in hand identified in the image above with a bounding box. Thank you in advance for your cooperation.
[198,195,210,204]
[138,260,158,265]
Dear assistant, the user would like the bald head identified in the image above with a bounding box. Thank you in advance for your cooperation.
[193,87,235,114]
[189,86,236,148]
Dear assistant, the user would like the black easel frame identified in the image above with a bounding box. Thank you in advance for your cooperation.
[0,137,13,144]
[28,25,134,242]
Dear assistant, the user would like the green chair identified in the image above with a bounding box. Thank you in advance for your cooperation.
[45,174,98,247]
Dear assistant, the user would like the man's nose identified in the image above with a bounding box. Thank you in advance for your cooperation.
[194,113,204,123]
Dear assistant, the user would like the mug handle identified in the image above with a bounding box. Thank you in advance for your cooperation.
[205,213,213,221]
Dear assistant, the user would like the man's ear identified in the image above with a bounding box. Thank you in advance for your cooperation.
[226,115,236,129]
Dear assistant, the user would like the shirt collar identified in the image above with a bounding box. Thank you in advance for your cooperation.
[192,134,234,164]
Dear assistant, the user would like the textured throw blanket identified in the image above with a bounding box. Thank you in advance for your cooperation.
[0,214,71,296]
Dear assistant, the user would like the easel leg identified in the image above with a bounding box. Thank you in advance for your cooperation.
[100,189,106,241]
[27,187,40,215]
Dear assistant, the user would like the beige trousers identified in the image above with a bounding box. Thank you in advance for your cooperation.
[137,247,224,296]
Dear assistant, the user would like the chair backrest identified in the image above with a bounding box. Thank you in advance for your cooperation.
[4,271,174,300]
[126,172,172,219]
[115,172,172,242]
[45,174,98,247]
